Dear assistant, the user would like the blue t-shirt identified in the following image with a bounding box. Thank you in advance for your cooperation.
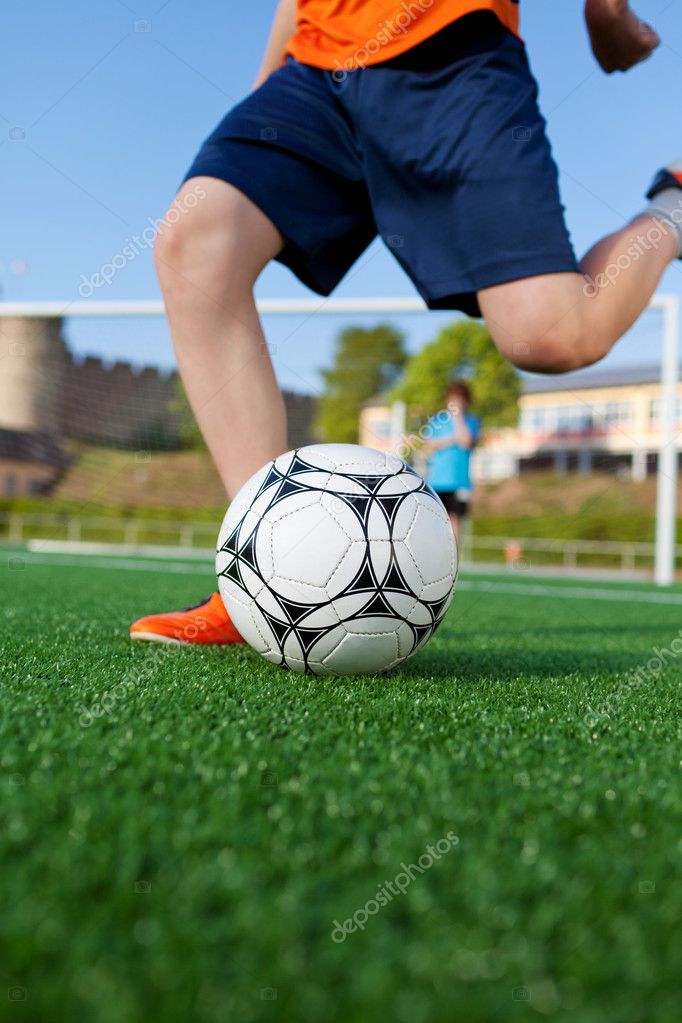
[426,411,480,492]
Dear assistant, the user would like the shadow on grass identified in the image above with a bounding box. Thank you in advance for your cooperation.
[404,643,657,684]
[456,623,676,638]
[127,625,661,688]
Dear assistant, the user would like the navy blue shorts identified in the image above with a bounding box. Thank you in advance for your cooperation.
[435,490,471,518]
[185,12,577,317]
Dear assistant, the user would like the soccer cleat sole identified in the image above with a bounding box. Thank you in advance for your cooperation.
[130,631,185,645]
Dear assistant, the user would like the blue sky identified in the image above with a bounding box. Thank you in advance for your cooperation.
[2,0,681,394]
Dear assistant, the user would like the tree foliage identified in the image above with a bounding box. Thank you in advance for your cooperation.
[391,319,520,427]
[315,324,407,443]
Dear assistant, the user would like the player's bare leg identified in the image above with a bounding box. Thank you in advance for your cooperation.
[154,177,286,499]
[479,211,677,374]
[480,0,670,372]
[132,178,285,645]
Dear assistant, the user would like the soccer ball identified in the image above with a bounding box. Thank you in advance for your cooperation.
[216,444,457,675]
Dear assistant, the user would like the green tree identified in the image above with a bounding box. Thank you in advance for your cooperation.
[315,324,407,443]
[392,319,520,427]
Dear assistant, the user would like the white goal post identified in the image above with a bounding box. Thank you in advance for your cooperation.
[652,295,680,586]
[1,294,679,585]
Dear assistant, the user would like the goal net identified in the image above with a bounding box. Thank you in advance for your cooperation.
[0,296,678,582]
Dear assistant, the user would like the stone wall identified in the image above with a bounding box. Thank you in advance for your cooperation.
[63,355,182,448]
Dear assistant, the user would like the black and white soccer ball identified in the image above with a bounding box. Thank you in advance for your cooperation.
[216,444,457,675]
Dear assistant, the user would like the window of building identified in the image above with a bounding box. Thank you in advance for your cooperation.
[556,407,570,433]
[603,401,632,426]
[522,398,632,434]
[368,418,392,439]
[522,407,546,431]
[649,397,682,424]
[555,405,594,434]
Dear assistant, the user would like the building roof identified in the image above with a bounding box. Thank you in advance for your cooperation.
[521,364,663,394]
[0,429,70,468]
[361,364,671,410]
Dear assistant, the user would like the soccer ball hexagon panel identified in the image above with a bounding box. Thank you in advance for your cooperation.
[216,444,457,675]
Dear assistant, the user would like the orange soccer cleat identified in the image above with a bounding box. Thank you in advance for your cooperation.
[130,591,245,646]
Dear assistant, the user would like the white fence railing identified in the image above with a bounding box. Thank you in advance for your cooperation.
[458,534,682,574]
[3,512,680,576]
[0,512,217,549]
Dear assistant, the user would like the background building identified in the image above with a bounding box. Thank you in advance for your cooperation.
[360,365,682,482]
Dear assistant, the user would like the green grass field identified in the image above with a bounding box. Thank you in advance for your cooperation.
[2,551,682,1022]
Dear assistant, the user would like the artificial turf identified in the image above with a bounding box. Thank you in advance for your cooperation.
[2,552,682,1023]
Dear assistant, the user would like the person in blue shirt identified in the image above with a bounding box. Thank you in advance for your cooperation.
[424,381,480,547]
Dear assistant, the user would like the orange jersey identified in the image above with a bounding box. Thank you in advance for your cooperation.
[287,0,520,72]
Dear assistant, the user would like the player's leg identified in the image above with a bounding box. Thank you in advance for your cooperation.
[132,59,375,645]
[154,176,286,498]
[478,211,677,374]
[133,183,282,646]
[155,58,373,501]
[349,14,678,378]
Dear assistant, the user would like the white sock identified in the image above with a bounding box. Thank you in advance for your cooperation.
[646,187,682,258]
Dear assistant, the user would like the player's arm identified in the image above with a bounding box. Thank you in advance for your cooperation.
[424,417,473,454]
[453,421,476,450]
[253,0,298,89]
[423,437,449,453]
[585,0,659,73]
[449,412,478,450]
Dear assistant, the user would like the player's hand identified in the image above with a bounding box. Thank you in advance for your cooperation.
[422,437,450,455]
[585,0,660,73]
